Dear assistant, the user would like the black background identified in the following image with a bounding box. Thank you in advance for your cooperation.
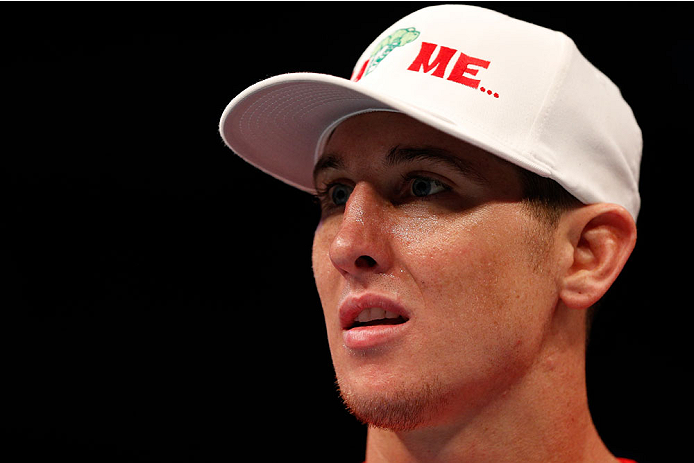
[3,2,690,462]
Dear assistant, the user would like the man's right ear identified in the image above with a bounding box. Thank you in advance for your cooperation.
[557,203,637,311]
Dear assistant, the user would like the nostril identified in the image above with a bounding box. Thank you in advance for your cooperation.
[355,255,377,268]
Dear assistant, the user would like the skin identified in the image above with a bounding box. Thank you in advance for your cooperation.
[311,112,636,462]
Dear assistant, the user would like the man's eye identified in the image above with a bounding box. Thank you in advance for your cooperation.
[329,184,353,206]
[410,177,448,197]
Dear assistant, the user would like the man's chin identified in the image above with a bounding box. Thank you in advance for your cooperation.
[336,376,448,432]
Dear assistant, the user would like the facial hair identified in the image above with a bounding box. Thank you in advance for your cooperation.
[336,374,449,431]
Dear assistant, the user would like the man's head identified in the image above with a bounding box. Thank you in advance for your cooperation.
[310,111,635,431]
[218,3,641,435]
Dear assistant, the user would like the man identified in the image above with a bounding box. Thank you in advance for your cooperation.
[219,5,640,462]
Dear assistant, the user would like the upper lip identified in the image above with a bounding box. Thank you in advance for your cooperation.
[338,293,410,330]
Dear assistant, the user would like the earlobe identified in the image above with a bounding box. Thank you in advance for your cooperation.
[559,204,637,310]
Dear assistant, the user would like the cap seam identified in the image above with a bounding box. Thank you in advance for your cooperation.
[525,32,573,175]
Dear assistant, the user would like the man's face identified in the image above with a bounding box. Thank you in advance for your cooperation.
[311,112,562,430]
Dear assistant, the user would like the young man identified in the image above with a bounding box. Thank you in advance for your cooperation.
[219,5,641,462]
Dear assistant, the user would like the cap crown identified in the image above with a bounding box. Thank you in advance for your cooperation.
[345,5,642,218]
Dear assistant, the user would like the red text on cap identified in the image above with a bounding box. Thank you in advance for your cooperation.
[407,42,493,93]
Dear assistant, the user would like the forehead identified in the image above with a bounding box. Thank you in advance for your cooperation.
[323,111,479,156]
[314,111,522,190]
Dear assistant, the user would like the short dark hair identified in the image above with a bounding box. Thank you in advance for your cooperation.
[516,168,582,227]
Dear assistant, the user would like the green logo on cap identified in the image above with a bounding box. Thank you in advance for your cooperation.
[364,27,420,77]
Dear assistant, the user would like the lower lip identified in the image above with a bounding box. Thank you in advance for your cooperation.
[342,323,409,350]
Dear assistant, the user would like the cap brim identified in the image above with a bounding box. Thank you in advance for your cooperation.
[219,72,548,193]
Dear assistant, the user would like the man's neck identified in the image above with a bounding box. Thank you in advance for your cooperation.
[363,348,616,463]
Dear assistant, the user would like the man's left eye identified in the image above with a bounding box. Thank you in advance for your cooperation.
[410,177,448,197]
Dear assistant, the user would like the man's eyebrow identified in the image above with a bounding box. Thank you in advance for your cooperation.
[386,145,489,185]
[313,145,489,187]
[313,153,344,184]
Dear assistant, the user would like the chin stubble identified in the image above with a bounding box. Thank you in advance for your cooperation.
[336,375,448,432]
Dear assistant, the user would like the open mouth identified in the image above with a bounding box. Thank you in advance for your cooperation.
[348,307,409,329]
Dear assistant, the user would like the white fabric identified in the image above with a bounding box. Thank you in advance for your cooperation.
[219,4,642,219]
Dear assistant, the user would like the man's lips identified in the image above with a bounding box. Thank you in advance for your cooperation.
[338,293,410,330]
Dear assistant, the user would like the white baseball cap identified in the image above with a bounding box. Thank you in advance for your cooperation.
[219,4,642,219]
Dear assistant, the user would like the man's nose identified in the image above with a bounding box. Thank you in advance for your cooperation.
[328,182,393,277]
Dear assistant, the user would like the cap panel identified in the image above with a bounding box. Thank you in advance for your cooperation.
[352,5,567,156]
[529,42,642,218]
